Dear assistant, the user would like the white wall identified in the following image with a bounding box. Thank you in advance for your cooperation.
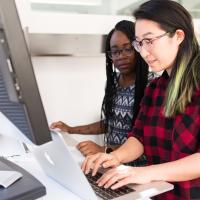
[32,55,106,143]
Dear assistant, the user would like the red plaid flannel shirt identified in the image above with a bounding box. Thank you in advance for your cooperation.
[129,71,200,200]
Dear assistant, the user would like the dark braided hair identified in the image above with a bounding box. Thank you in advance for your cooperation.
[101,20,149,143]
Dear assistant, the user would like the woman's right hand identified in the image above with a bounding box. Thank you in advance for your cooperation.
[81,152,121,176]
[50,121,73,133]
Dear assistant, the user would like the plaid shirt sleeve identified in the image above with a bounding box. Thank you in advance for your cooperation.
[172,88,200,159]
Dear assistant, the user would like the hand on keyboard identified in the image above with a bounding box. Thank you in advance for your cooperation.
[96,165,152,190]
[81,152,120,176]
[85,171,134,200]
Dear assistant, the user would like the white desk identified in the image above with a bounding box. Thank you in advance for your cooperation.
[1,134,173,200]
[0,134,82,200]
[7,153,82,200]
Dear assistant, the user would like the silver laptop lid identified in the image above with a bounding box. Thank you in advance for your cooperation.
[33,131,97,200]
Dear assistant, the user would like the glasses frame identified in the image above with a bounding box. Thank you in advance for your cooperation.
[132,32,169,52]
[107,46,134,60]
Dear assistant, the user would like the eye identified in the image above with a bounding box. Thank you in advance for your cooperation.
[124,47,133,53]
[143,39,153,45]
[111,50,120,56]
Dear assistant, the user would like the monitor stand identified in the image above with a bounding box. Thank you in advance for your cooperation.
[0,134,46,200]
[0,157,46,200]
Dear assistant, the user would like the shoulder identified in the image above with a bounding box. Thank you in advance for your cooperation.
[191,84,200,106]
[147,70,169,86]
[194,84,200,96]
[145,71,168,96]
[146,72,161,89]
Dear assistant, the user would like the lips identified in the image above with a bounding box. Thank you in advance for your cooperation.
[147,60,156,65]
[118,65,130,71]
[117,62,130,68]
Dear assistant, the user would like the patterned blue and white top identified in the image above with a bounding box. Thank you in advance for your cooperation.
[104,72,157,166]
[106,72,156,146]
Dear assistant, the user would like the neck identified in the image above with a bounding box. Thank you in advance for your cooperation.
[119,72,135,88]
[166,68,172,76]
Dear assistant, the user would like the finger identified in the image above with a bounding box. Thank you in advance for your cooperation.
[51,121,63,129]
[104,173,129,188]
[78,144,92,155]
[81,156,93,173]
[97,169,116,186]
[81,156,89,172]
[55,121,63,126]
[78,144,88,151]
[77,141,91,149]
[50,122,59,129]
[103,159,118,168]
[92,154,110,176]
[50,124,54,129]
[77,142,87,149]
[84,154,99,174]
[81,149,92,157]
[111,177,131,190]
[86,152,95,156]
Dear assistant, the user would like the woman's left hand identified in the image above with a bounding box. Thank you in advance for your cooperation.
[77,140,105,156]
[96,165,152,189]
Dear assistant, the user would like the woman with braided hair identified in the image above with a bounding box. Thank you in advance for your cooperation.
[51,20,155,166]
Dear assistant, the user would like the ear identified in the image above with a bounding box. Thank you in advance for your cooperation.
[174,29,185,45]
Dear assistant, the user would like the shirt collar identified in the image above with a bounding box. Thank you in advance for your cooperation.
[162,70,170,79]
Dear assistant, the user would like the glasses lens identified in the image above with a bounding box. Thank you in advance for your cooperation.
[132,41,140,52]
[107,47,134,60]
[124,47,134,55]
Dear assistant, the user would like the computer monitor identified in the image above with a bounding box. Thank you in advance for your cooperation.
[0,0,52,145]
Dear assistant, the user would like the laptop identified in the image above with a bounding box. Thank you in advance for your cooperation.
[33,131,173,200]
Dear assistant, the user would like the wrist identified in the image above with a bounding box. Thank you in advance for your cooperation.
[110,151,121,164]
[146,165,161,182]
[105,146,113,154]
[100,146,106,153]
[68,127,75,134]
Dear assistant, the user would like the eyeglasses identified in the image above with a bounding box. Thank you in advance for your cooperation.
[107,46,134,60]
[132,32,169,53]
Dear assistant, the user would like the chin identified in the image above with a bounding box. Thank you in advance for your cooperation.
[119,69,131,74]
[149,65,163,73]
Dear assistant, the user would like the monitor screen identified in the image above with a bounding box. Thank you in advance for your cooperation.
[0,0,52,145]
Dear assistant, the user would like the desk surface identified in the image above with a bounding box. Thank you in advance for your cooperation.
[1,135,172,200]
[8,153,82,200]
[0,134,83,199]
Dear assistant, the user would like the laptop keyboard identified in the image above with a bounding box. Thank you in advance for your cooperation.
[85,172,135,200]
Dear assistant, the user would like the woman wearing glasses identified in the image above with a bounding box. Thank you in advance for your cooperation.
[50,20,154,166]
[82,0,200,199]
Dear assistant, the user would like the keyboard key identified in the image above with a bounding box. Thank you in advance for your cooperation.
[85,172,135,200]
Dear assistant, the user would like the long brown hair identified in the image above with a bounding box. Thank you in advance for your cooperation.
[134,0,200,117]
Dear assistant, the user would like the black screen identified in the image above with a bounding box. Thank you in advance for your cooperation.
[0,0,52,145]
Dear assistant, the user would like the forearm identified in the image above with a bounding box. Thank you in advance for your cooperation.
[148,153,200,182]
[70,121,105,135]
[111,137,144,164]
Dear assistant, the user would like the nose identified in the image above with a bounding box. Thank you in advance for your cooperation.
[118,50,127,59]
[139,46,150,60]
